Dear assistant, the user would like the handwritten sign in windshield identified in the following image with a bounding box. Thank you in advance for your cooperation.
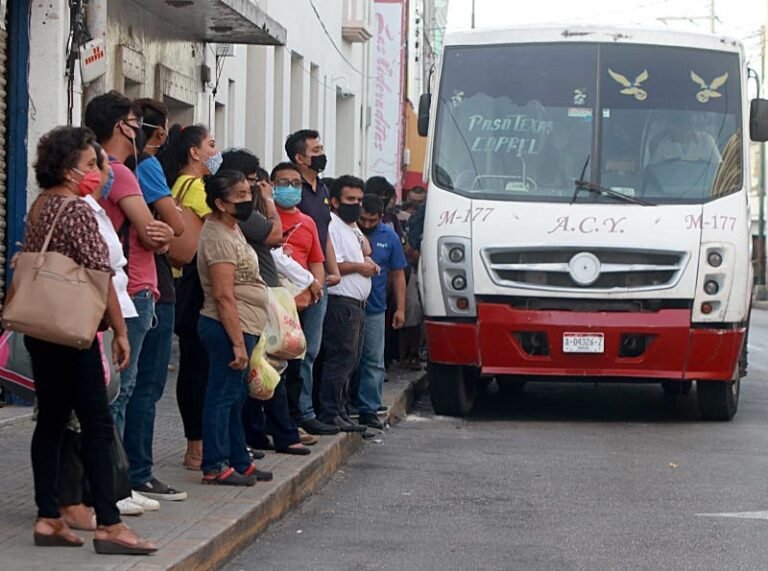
[467,113,553,157]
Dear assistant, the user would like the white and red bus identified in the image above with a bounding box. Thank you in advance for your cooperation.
[417,26,768,420]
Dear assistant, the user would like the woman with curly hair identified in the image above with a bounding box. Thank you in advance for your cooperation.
[18,126,156,555]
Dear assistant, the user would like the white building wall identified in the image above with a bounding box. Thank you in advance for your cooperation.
[212,0,374,177]
[27,0,376,186]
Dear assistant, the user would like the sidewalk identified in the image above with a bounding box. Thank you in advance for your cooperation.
[0,364,426,571]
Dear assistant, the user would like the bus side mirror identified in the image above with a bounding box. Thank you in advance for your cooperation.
[750,99,768,142]
[417,93,431,137]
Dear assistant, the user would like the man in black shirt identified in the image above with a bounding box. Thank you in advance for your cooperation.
[283,130,341,435]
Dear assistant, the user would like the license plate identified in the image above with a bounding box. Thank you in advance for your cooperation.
[563,333,604,353]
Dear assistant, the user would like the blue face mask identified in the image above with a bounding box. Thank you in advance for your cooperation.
[205,151,223,175]
[273,186,302,208]
[102,167,115,199]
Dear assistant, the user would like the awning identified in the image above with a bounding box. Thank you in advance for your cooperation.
[129,0,287,45]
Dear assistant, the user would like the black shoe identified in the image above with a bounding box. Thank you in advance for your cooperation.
[133,477,187,501]
[247,446,267,460]
[300,418,340,435]
[359,413,384,430]
[275,445,312,456]
[332,416,367,433]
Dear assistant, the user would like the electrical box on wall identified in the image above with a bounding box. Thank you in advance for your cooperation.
[79,38,107,84]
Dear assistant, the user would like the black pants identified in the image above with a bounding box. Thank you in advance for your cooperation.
[317,296,366,424]
[176,332,209,440]
[242,375,300,450]
[25,336,121,526]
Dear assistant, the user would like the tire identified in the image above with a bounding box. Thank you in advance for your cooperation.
[661,380,692,396]
[427,362,477,416]
[739,322,749,378]
[697,377,739,421]
[477,377,493,392]
[497,378,526,398]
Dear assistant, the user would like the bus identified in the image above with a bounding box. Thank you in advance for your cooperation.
[416,26,768,420]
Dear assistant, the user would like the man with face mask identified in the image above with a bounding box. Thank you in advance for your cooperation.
[352,195,407,429]
[283,130,341,435]
[316,176,380,432]
[84,92,178,507]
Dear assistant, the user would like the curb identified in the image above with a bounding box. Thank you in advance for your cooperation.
[0,410,33,429]
[167,372,427,571]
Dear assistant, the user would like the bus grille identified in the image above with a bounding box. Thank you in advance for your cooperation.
[481,247,688,292]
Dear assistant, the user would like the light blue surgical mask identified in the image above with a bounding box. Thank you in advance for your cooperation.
[205,151,223,175]
[273,185,302,208]
[102,167,115,199]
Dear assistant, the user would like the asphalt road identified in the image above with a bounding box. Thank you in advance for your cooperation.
[226,311,768,571]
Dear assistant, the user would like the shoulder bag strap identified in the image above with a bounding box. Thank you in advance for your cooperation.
[38,196,77,255]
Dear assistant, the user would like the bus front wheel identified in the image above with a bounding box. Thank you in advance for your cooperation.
[697,378,739,421]
[427,362,477,416]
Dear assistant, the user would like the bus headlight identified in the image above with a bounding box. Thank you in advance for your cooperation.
[451,275,467,290]
[707,251,723,267]
[703,280,719,295]
[438,237,475,317]
[448,247,465,263]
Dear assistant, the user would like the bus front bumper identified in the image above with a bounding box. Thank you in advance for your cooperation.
[425,304,744,381]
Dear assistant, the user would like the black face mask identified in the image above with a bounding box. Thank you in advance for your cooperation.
[309,154,328,173]
[336,203,362,224]
[229,201,253,222]
[359,223,378,235]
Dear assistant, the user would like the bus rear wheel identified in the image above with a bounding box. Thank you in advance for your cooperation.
[427,362,477,416]
[661,380,692,396]
[697,378,739,421]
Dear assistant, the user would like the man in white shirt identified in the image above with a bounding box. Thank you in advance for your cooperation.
[317,176,380,432]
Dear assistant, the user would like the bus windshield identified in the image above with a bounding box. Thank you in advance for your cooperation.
[432,42,743,204]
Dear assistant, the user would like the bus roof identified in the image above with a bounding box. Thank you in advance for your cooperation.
[444,26,743,55]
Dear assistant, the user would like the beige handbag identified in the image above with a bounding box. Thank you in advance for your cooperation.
[168,177,204,269]
[2,197,110,349]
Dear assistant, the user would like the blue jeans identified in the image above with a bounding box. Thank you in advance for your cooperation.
[110,290,155,437]
[356,312,386,416]
[198,316,257,474]
[124,303,173,487]
[295,288,328,422]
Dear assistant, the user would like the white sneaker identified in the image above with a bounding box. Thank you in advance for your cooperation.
[131,491,160,511]
[117,497,144,516]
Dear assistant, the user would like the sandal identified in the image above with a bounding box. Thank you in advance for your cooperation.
[33,518,84,547]
[276,444,311,456]
[298,429,319,446]
[93,523,157,555]
[61,504,96,531]
[242,464,274,482]
[201,466,255,486]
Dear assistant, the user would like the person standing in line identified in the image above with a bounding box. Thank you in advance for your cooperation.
[283,130,340,435]
[197,170,273,485]
[353,195,408,429]
[124,98,188,502]
[316,176,379,432]
[83,92,174,437]
[219,150,311,455]
[20,126,155,555]
[80,143,159,516]
[160,124,221,470]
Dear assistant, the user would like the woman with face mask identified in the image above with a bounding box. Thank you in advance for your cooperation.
[160,124,222,471]
[15,126,155,554]
[196,170,272,485]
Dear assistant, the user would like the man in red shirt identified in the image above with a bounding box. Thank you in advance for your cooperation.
[271,162,337,435]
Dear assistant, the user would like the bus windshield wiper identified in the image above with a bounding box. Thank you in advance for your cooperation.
[572,179,655,206]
